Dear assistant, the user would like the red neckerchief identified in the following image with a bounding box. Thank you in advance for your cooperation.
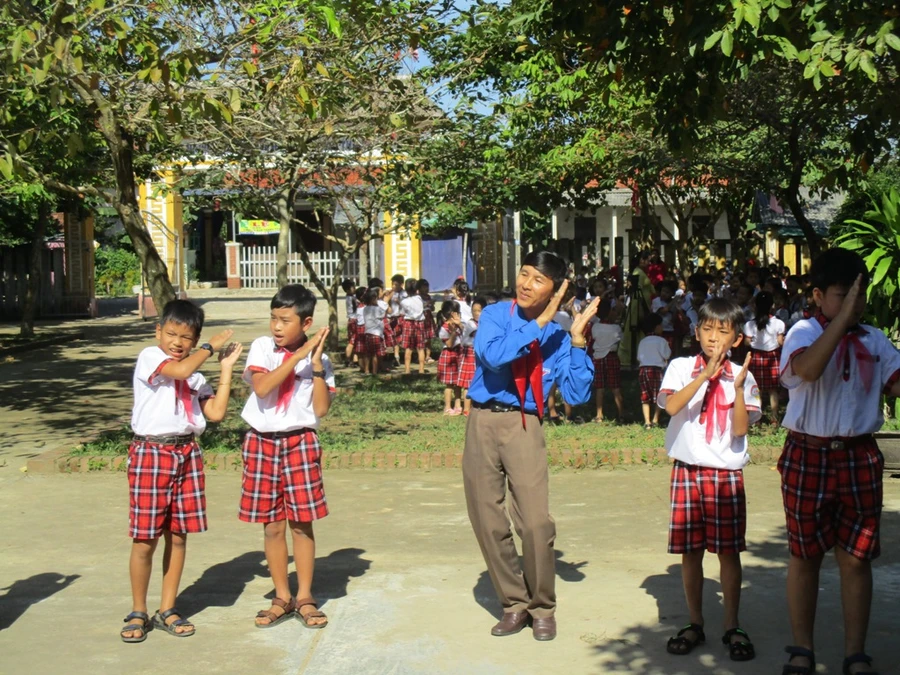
[274,337,307,412]
[175,380,195,424]
[510,301,544,428]
[814,313,874,391]
[692,355,734,443]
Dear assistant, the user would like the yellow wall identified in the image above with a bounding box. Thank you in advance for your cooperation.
[383,212,421,279]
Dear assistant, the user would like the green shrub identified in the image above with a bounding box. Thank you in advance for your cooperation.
[95,246,141,296]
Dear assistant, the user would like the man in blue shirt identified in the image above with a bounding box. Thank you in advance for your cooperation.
[464,251,598,641]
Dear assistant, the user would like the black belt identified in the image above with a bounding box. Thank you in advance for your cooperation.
[252,428,315,439]
[471,400,539,416]
[133,433,195,445]
[788,431,874,451]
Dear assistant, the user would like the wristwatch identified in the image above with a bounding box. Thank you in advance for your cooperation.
[200,343,215,356]
[312,370,327,379]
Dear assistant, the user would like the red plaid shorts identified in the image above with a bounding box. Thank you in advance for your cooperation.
[364,333,386,357]
[239,429,328,523]
[669,460,746,554]
[401,319,428,350]
[593,353,621,389]
[127,437,207,540]
[382,317,396,348]
[639,366,663,403]
[347,319,357,346]
[437,346,461,385]
[423,311,435,339]
[456,346,476,388]
[778,432,883,560]
[750,348,781,390]
[391,316,404,341]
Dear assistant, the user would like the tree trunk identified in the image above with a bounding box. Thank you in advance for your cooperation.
[326,279,340,350]
[358,242,368,284]
[108,132,175,313]
[275,187,295,288]
[19,203,49,338]
[785,121,822,257]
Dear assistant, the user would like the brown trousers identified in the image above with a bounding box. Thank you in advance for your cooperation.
[462,407,556,618]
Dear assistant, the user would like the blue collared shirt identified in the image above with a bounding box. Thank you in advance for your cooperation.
[468,301,595,410]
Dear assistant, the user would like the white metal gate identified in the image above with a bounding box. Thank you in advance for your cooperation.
[239,246,360,289]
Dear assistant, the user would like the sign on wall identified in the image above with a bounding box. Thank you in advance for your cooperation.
[239,219,280,235]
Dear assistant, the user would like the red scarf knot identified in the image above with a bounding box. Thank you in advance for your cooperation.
[274,346,300,413]
[694,355,734,443]
[816,313,875,391]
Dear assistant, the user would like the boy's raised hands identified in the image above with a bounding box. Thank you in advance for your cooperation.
[218,342,244,368]
[208,329,234,352]
[308,327,330,366]
[702,344,728,381]
[733,351,753,389]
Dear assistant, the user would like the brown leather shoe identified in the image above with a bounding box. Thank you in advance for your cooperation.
[491,611,530,636]
[532,615,557,641]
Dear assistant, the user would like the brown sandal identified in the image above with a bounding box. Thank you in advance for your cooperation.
[296,597,328,629]
[255,597,296,629]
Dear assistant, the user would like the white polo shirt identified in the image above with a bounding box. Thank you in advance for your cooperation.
[658,355,762,470]
[131,346,214,436]
[241,336,336,432]
[355,304,365,327]
[458,299,473,323]
[591,321,623,359]
[460,319,478,348]
[400,295,425,322]
[651,297,675,332]
[743,317,785,351]
[363,303,386,336]
[438,322,460,346]
[389,290,407,316]
[780,317,900,437]
[637,335,671,369]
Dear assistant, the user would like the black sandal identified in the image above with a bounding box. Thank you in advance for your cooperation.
[120,611,152,643]
[152,607,195,637]
[666,623,705,655]
[843,652,879,675]
[782,646,816,674]
[722,627,755,661]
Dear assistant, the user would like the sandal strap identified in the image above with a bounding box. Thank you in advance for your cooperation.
[157,607,185,621]
[123,611,150,623]
[121,623,146,633]
[675,623,704,638]
[296,597,318,610]
[270,597,295,611]
[785,646,815,660]
[844,653,873,667]
[722,627,751,644]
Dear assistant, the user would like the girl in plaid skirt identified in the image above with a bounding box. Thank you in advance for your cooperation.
[742,292,785,423]
[457,297,485,416]
[437,300,463,415]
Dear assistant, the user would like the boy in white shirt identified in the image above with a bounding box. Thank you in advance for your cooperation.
[240,285,336,631]
[778,249,900,675]
[122,300,241,643]
[362,288,388,375]
[591,300,624,423]
[636,313,671,429]
[388,274,407,364]
[658,298,760,662]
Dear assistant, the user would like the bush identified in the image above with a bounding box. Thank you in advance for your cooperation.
[95,246,141,296]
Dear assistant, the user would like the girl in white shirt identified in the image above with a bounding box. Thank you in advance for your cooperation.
[743,291,785,422]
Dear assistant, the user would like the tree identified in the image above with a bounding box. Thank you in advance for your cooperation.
[0,0,303,314]
[182,0,442,346]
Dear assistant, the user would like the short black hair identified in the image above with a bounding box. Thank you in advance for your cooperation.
[341,278,356,293]
[363,288,379,305]
[271,284,316,319]
[159,300,204,338]
[367,277,384,289]
[809,248,868,292]
[522,250,567,290]
[415,278,430,293]
[404,278,417,295]
[355,286,367,301]
[697,297,744,332]
[472,295,489,309]
[597,298,612,321]
[439,299,460,321]
[391,274,404,284]
[641,312,663,334]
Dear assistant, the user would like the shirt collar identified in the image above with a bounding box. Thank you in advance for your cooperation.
[814,311,867,335]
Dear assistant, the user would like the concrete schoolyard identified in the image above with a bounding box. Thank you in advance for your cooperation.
[3,293,900,674]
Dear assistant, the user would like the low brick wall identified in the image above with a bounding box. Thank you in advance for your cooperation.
[27,445,786,474]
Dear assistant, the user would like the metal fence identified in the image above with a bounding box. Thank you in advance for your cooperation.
[239,246,359,289]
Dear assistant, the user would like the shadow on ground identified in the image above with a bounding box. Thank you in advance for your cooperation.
[0,572,80,631]
[472,550,588,619]
[586,509,900,674]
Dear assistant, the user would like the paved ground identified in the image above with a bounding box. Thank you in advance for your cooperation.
[3,467,900,674]
[4,293,900,674]
[0,290,334,469]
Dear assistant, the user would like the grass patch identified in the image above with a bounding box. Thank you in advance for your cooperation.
[69,368,794,458]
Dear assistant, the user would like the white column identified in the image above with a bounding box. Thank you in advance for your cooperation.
[610,209,618,269]
[551,211,558,240]
[513,211,522,273]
